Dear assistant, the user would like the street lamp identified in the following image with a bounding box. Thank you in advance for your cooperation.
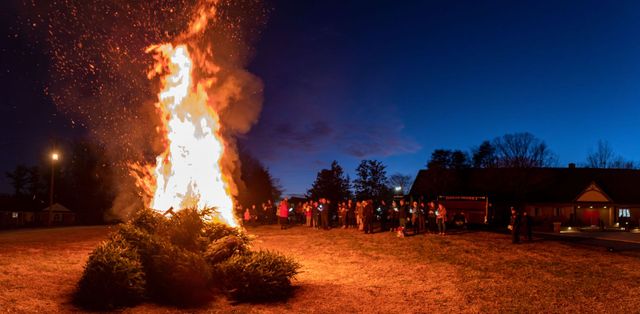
[48,152,59,226]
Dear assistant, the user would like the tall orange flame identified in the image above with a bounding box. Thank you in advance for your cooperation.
[134,0,237,227]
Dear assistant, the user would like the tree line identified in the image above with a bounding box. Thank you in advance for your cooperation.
[306,160,411,204]
[304,132,638,208]
[427,132,636,170]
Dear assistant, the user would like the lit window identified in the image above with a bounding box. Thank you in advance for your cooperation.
[11,212,18,219]
[619,209,630,218]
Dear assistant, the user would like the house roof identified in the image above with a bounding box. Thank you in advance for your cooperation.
[40,203,73,213]
[410,167,640,204]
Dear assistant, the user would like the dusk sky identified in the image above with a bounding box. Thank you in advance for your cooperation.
[2,0,640,196]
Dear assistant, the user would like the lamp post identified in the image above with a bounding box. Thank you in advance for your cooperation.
[48,152,59,226]
[394,186,403,200]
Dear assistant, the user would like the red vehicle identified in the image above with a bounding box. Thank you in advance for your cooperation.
[437,196,489,227]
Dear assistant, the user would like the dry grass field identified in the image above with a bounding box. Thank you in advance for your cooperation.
[1,224,639,313]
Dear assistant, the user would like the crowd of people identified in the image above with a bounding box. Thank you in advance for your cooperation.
[239,197,462,237]
[239,198,535,245]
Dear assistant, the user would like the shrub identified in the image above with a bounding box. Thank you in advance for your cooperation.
[74,235,146,310]
[214,250,301,302]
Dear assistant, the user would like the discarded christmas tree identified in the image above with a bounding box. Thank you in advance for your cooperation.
[74,208,300,310]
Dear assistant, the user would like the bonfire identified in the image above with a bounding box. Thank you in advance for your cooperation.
[74,1,299,309]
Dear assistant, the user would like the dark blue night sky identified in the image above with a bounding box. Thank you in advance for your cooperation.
[2,1,640,195]
[245,0,640,195]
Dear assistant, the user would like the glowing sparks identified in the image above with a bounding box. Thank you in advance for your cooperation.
[33,0,266,226]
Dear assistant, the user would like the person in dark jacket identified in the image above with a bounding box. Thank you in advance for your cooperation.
[522,211,533,241]
[411,201,420,235]
[379,200,388,232]
[320,198,330,230]
[427,201,437,233]
[362,200,374,234]
[509,207,521,244]
[398,199,408,233]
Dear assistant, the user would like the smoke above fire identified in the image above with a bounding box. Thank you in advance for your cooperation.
[20,0,269,219]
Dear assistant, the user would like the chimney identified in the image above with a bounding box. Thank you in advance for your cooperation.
[568,163,576,169]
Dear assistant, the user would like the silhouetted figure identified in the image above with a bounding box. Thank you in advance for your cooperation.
[509,207,520,244]
[362,200,374,234]
[312,201,320,229]
[398,199,408,235]
[379,200,388,232]
[427,202,437,233]
[320,198,329,230]
[522,211,533,241]
[436,203,447,235]
[411,201,420,235]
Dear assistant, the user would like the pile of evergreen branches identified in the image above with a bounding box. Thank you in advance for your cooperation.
[74,208,300,310]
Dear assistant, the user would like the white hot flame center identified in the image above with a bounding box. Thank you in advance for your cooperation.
[150,44,237,227]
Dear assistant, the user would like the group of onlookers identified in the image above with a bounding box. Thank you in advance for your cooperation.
[240,199,538,244]
[240,197,456,236]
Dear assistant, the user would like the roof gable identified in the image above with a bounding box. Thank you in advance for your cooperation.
[40,203,72,213]
[575,182,612,202]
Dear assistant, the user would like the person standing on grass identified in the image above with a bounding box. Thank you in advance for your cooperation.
[362,200,374,234]
[418,201,426,233]
[388,201,398,232]
[356,201,363,231]
[343,201,350,228]
[522,210,533,241]
[261,202,268,224]
[243,208,252,226]
[312,200,320,229]
[398,199,407,233]
[347,199,356,228]
[305,202,312,227]
[278,198,289,230]
[509,207,520,243]
[320,198,330,230]
[411,201,420,235]
[427,202,437,233]
[436,203,447,235]
[379,200,389,232]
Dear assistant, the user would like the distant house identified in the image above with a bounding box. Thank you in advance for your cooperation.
[39,203,76,226]
[0,196,40,228]
[410,166,640,228]
[0,196,76,228]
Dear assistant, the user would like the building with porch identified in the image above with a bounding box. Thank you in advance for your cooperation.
[409,167,640,228]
